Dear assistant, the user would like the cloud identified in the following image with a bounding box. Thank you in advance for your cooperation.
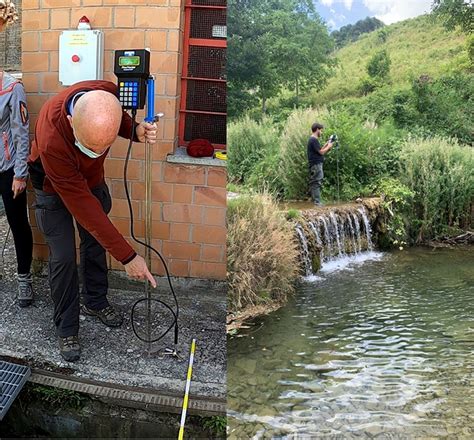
[321,0,353,12]
[363,0,432,24]
[327,18,337,30]
[343,0,353,10]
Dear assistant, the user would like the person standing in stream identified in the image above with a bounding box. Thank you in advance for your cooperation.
[307,122,334,206]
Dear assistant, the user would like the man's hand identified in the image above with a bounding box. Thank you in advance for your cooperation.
[12,179,26,199]
[124,255,157,288]
[320,141,334,155]
[136,121,158,144]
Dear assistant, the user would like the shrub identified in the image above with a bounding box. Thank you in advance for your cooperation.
[367,49,391,81]
[359,77,377,95]
[401,136,474,241]
[411,73,474,144]
[246,149,285,197]
[227,193,299,312]
[376,177,414,248]
[468,34,474,67]
[227,116,279,184]
[377,27,390,44]
[279,107,331,200]
[276,107,405,201]
[286,209,300,220]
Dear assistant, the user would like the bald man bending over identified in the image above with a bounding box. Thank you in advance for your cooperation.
[29,80,157,362]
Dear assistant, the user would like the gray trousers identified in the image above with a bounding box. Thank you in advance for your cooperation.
[309,163,324,203]
[34,183,112,337]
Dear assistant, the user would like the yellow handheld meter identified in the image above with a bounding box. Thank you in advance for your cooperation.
[114,49,150,110]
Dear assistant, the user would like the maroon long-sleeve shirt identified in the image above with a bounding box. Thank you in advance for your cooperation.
[28,80,137,265]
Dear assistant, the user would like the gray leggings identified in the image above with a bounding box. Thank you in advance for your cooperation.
[34,183,112,337]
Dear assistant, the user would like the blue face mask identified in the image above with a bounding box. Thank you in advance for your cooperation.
[74,139,107,159]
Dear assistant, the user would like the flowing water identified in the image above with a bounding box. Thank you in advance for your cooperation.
[295,206,375,276]
[228,246,474,439]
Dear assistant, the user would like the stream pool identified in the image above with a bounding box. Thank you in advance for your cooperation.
[228,247,474,438]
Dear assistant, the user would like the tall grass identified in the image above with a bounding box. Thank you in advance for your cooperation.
[279,107,330,199]
[278,107,403,200]
[227,193,299,312]
[401,137,474,241]
[227,116,279,184]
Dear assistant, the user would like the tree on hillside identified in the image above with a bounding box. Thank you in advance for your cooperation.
[359,49,391,95]
[228,0,334,117]
[331,17,385,48]
[367,50,391,80]
[431,0,473,34]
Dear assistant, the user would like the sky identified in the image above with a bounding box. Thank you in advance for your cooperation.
[315,0,434,30]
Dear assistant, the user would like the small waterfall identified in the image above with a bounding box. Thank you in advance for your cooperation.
[347,214,359,255]
[294,203,379,276]
[329,212,344,257]
[309,221,324,262]
[295,223,312,277]
[351,212,362,253]
[358,206,373,251]
[319,216,332,260]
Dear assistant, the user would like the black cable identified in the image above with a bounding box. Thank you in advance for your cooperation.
[124,109,179,345]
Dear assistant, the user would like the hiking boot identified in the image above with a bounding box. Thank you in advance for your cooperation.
[59,335,81,362]
[18,273,34,307]
[314,201,324,207]
[82,304,123,327]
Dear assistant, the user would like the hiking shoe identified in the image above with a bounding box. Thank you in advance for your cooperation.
[59,335,81,362]
[18,273,34,307]
[314,202,324,207]
[82,304,123,327]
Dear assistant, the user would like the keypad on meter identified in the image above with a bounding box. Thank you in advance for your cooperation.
[119,81,139,108]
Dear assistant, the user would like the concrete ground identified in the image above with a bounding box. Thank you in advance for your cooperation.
[0,214,226,412]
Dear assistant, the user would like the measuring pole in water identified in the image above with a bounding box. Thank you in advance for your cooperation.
[178,339,196,440]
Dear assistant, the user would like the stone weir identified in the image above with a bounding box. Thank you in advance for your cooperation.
[294,198,383,276]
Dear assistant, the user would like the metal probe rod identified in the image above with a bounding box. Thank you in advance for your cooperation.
[144,76,156,351]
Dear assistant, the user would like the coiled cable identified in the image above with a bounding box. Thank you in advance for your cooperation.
[124,110,179,345]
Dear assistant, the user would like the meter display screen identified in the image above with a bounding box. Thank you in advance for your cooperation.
[119,56,140,67]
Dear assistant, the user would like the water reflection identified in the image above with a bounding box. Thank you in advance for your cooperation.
[228,247,474,438]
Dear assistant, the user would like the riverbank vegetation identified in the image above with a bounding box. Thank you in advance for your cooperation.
[228,6,473,243]
[227,1,473,318]
[227,193,299,314]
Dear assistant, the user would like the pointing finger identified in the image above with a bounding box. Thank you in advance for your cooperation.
[145,269,157,288]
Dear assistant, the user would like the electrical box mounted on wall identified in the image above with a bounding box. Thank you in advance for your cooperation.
[59,30,104,86]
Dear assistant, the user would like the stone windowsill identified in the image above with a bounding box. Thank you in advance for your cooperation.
[166,147,226,167]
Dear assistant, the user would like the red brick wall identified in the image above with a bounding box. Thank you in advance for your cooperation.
[22,0,227,280]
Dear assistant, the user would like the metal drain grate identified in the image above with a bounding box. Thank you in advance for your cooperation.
[0,361,31,421]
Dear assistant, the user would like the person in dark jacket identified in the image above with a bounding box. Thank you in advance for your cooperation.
[29,80,157,362]
[307,122,334,206]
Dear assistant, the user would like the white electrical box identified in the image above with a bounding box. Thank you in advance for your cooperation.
[59,30,104,86]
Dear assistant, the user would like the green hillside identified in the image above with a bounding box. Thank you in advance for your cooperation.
[316,14,468,103]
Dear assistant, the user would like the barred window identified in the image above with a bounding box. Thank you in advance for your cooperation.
[180,0,227,148]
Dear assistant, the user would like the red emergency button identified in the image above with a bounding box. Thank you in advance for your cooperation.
[71,55,80,63]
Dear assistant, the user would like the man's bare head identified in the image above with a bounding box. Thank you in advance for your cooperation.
[67,90,123,154]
